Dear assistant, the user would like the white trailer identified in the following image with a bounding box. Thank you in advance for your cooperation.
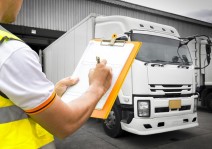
[43,14,198,137]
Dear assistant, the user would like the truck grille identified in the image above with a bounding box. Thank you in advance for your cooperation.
[155,105,191,113]
[149,84,192,95]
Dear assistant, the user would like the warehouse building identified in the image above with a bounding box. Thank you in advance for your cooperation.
[1,0,212,52]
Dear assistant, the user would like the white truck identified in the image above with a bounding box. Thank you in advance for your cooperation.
[43,14,199,137]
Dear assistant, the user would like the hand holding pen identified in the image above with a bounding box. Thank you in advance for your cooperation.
[88,56,112,98]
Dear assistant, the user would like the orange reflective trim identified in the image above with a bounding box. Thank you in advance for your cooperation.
[25,91,56,115]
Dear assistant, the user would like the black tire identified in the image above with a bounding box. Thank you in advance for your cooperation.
[206,93,212,112]
[103,103,123,138]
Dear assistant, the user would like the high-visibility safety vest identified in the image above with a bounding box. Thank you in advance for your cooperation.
[0,30,55,149]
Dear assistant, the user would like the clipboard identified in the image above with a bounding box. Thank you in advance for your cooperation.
[61,36,142,119]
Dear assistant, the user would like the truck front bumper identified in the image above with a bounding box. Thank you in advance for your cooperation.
[121,113,198,135]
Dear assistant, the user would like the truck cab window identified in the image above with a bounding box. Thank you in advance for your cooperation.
[132,33,192,65]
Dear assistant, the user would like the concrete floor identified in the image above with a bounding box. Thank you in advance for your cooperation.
[55,108,212,149]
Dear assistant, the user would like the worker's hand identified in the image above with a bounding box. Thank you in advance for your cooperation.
[88,59,112,99]
[55,77,79,97]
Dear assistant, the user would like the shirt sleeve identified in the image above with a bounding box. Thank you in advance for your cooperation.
[0,45,56,114]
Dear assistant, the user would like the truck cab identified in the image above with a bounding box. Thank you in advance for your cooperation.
[95,16,198,137]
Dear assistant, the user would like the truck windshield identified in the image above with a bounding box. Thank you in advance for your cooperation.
[132,33,192,65]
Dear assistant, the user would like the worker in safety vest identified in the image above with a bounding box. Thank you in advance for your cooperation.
[0,0,112,148]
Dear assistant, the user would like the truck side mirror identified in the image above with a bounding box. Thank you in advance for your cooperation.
[182,55,189,64]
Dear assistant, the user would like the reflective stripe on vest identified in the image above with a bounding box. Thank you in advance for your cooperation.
[0,105,28,124]
[0,30,54,149]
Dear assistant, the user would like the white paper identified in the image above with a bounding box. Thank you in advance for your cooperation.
[62,40,134,110]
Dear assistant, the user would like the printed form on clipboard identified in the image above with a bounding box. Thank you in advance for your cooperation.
[61,39,142,119]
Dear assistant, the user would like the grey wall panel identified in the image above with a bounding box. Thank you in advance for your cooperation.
[14,0,212,38]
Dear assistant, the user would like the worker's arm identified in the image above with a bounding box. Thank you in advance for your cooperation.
[29,60,112,139]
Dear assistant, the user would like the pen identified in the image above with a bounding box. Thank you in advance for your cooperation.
[96,56,100,64]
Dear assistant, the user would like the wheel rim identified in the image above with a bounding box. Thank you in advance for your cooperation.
[104,110,116,129]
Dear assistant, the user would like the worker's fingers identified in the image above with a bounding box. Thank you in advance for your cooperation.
[58,77,79,87]
[66,77,79,86]
[55,77,79,97]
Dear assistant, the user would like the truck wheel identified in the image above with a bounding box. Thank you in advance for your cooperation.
[206,93,212,112]
[103,104,123,138]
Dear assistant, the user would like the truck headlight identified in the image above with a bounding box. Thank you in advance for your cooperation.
[194,98,198,112]
[137,100,150,117]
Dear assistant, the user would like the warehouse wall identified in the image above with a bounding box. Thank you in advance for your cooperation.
[14,0,212,37]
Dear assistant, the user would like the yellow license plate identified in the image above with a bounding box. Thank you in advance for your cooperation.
[169,100,181,109]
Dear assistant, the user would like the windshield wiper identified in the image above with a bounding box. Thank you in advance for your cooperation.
[177,65,189,69]
[165,61,181,64]
[150,60,166,63]
[147,60,165,67]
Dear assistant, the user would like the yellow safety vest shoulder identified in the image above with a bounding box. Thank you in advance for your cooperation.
[0,30,54,149]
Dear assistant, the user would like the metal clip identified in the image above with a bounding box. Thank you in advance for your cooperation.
[100,33,126,47]
[109,34,117,46]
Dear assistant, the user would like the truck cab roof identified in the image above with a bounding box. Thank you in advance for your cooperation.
[95,15,180,39]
